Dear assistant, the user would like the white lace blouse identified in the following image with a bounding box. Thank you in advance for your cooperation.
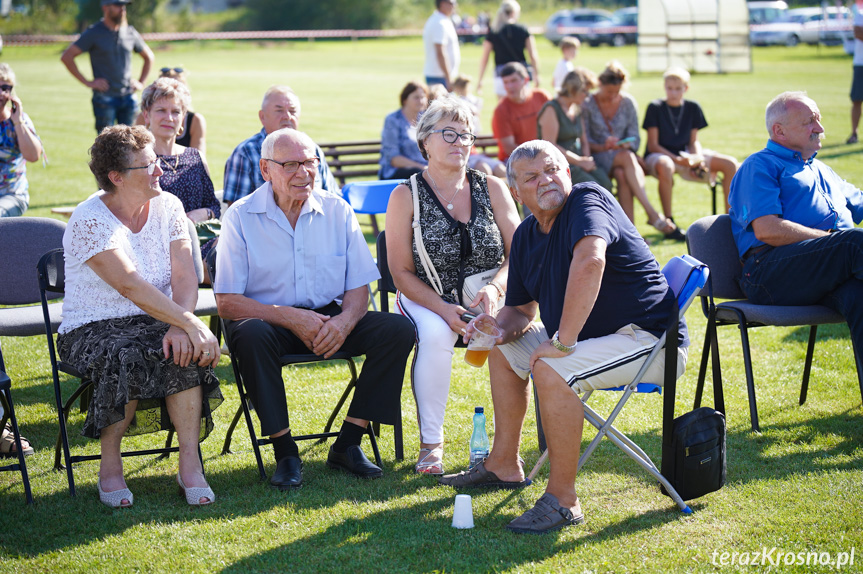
[59,191,190,334]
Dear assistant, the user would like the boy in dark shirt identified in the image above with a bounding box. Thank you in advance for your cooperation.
[643,67,738,214]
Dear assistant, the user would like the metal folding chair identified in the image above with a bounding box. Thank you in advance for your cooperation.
[686,214,862,432]
[526,255,709,513]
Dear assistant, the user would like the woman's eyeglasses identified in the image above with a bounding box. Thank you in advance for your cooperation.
[126,160,160,175]
[432,128,476,145]
[160,67,184,75]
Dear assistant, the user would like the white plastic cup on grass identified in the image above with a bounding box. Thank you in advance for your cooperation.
[452,494,474,529]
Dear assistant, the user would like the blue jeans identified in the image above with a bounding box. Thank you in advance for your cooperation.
[425,76,448,89]
[740,229,863,351]
[0,193,28,217]
[92,92,139,134]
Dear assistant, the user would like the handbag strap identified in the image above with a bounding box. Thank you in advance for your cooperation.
[410,174,445,297]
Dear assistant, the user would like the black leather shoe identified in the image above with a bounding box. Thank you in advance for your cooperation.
[326,445,383,479]
[270,456,303,490]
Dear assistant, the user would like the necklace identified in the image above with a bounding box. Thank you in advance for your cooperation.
[666,103,684,135]
[159,154,179,173]
[426,169,463,211]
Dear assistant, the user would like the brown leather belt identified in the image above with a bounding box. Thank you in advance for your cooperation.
[741,244,772,263]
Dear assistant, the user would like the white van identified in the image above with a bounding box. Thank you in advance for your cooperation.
[748,1,789,25]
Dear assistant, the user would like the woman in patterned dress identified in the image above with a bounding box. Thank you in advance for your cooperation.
[141,78,220,261]
[58,126,223,508]
[0,63,42,218]
[385,95,521,475]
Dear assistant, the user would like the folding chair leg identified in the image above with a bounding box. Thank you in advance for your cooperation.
[322,359,359,436]
[157,430,175,460]
[221,404,245,455]
[1,386,33,504]
[366,426,382,468]
[799,325,818,406]
[533,384,547,453]
[737,318,761,433]
[694,321,713,409]
[854,337,863,406]
[710,181,718,215]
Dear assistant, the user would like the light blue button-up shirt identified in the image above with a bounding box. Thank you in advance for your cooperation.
[729,139,863,257]
[214,182,380,309]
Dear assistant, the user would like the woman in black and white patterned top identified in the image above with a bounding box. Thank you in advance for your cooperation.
[386,95,521,476]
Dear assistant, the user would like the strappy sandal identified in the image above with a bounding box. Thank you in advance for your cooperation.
[415,447,444,476]
[0,423,34,457]
[98,479,133,509]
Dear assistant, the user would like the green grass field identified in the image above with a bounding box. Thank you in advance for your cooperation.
[1,39,862,573]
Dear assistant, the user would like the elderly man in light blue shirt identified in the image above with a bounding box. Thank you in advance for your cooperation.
[215,128,414,489]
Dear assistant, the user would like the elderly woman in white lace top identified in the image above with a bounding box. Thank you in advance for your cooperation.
[57,125,223,509]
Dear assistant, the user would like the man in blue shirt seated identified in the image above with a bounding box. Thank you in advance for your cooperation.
[214,128,414,488]
[222,85,339,204]
[439,140,688,534]
[729,91,863,355]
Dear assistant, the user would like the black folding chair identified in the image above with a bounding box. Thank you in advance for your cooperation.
[38,249,186,497]
[207,248,389,482]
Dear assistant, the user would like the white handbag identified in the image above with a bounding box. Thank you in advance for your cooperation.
[409,174,502,315]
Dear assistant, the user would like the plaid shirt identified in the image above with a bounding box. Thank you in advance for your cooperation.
[222,128,339,203]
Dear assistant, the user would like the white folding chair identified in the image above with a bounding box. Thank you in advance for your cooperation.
[527,254,709,514]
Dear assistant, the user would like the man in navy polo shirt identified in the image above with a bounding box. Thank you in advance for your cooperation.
[729,91,863,358]
[440,139,688,534]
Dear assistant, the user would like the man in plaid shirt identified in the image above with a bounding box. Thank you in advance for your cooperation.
[223,85,338,204]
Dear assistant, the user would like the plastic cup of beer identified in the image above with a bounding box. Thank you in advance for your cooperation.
[464,317,502,368]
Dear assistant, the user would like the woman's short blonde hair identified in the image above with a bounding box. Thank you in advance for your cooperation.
[415,94,475,160]
[0,63,16,87]
[558,67,597,98]
[141,77,191,114]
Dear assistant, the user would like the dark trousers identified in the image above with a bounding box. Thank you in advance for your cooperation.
[740,228,863,352]
[225,305,415,437]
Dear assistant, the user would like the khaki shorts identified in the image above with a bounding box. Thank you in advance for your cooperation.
[497,322,687,393]
[644,151,718,183]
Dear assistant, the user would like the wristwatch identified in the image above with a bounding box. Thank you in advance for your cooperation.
[550,331,576,353]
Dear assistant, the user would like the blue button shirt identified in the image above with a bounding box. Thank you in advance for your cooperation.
[214,182,379,309]
[728,139,863,257]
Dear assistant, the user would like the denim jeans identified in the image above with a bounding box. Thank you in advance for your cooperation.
[740,228,863,351]
[0,194,28,217]
[91,92,139,134]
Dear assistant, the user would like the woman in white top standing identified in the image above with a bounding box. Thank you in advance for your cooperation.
[58,125,223,509]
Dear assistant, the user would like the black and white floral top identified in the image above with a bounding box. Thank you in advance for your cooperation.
[409,169,504,305]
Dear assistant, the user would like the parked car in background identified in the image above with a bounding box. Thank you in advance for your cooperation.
[748,0,788,25]
[544,8,614,45]
[585,7,638,47]
[750,6,850,47]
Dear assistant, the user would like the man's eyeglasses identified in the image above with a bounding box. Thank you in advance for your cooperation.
[126,160,160,175]
[265,157,319,174]
[160,67,184,75]
[432,128,476,145]
[0,85,14,93]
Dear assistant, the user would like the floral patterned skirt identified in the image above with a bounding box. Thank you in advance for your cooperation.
[57,314,223,440]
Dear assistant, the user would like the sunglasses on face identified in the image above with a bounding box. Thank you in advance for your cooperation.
[126,160,159,175]
[160,67,184,75]
[0,85,14,93]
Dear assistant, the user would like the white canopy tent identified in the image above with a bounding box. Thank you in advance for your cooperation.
[638,0,752,73]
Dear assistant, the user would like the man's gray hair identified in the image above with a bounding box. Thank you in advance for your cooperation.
[261,128,315,160]
[262,85,300,113]
[505,140,567,190]
[765,91,810,136]
[415,94,475,160]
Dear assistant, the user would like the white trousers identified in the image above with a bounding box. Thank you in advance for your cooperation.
[396,292,459,445]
